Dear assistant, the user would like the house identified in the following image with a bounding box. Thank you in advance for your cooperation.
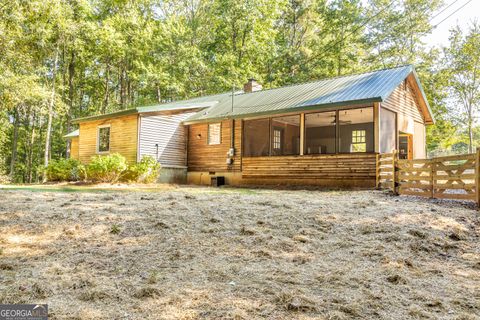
[65,65,434,187]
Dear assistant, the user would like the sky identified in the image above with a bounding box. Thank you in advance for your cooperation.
[424,0,480,48]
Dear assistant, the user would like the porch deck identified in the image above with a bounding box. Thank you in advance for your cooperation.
[241,154,377,187]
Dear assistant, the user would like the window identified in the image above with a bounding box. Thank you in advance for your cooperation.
[243,116,300,157]
[305,111,336,154]
[273,129,282,150]
[97,126,110,153]
[271,115,300,156]
[338,107,374,153]
[243,118,270,156]
[351,130,366,152]
[208,123,221,145]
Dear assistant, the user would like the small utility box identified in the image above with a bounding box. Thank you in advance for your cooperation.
[211,176,225,187]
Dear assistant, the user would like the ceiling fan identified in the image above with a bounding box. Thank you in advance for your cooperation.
[330,118,352,124]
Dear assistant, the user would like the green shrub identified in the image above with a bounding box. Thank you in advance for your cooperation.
[44,154,160,184]
[76,164,88,181]
[45,158,82,181]
[87,153,128,183]
[121,156,161,183]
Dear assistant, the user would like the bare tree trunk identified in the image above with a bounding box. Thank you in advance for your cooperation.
[337,28,344,76]
[468,107,473,153]
[120,65,127,108]
[156,84,161,103]
[61,46,67,102]
[9,108,20,180]
[66,50,75,158]
[23,106,32,182]
[127,77,131,106]
[43,48,59,182]
[28,112,36,183]
[36,120,44,183]
[102,61,110,114]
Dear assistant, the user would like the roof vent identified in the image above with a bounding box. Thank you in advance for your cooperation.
[243,78,262,93]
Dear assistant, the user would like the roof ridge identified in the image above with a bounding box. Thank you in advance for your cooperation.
[235,64,413,96]
[139,91,233,109]
[73,65,415,123]
[149,65,414,104]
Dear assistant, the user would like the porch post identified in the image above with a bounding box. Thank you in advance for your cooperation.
[300,113,305,155]
[374,102,380,153]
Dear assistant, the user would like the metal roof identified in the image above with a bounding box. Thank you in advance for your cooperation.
[185,65,432,123]
[64,129,79,138]
[72,92,230,123]
[72,65,433,125]
[72,109,138,123]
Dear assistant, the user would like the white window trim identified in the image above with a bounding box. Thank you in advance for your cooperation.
[96,124,111,154]
[351,129,367,152]
[207,123,221,145]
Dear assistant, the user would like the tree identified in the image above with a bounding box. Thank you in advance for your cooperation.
[0,0,478,182]
[444,23,480,153]
[365,0,442,68]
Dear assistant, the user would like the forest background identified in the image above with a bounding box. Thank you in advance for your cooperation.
[0,0,479,183]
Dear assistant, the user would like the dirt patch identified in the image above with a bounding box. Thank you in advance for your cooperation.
[0,186,479,319]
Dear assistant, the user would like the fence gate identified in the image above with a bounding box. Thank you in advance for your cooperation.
[376,150,480,206]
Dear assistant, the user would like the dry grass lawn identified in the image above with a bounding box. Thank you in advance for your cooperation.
[0,185,479,319]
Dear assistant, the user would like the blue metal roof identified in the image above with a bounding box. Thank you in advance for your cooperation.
[72,65,433,125]
[185,65,433,123]
[72,93,229,123]
[64,129,79,138]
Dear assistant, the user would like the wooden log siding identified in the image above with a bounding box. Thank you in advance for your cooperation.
[187,120,242,172]
[78,114,138,163]
[242,154,377,181]
[382,78,424,124]
[138,112,196,167]
[381,78,427,159]
[70,137,79,160]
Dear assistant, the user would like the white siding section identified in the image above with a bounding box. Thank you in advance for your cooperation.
[139,112,195,167]
[414,121,426,159]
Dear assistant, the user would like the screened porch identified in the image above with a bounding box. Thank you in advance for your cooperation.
[242,106,381,158]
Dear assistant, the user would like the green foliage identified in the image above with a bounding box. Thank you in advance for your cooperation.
[45,158,82,182]
[37,154,161,183]
[443,23,480,154]
[121,156,161,184]
[0,0,478,174]
[86,153,128,183]
[110,224,121,235]
[366,0,442,68]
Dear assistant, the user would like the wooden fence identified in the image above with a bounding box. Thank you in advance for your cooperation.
[376,150,480,205]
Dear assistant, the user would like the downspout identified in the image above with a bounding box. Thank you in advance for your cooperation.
[227,86,235,169]
[185,125,189,168]
[230,119,235,150]
[186,124,190,184]
[136,114,141,163]
[230,85,235,151]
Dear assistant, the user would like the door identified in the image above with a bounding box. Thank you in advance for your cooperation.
[272,127,284,155]
[399,134,413,160]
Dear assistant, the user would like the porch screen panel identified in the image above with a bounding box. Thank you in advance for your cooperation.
[243,118,270,157]
[380,108,397,153]
[338,107,374,153]
[305,111,336,154]
[271,115,300,156]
